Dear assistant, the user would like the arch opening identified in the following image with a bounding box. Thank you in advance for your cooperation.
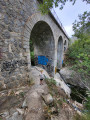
[30,21,55,76]
[57,36,63,69]
[64,40,67,51]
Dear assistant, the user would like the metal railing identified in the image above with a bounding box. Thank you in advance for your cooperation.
[50,8,69,38]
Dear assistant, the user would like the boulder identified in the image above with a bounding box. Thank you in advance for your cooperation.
[6,112,23,120]
[16,108,24,115]
[54,73,71,97]
[22,99,28,109]
[0,111,9,117]
[60,67,86,89]
[42,94,53,104]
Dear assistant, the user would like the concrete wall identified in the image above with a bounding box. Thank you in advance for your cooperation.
[0,0,69,90]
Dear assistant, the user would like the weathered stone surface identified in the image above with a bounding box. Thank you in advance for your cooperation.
[17,74,22,81]
[60,67,86,88]
[7,53,13,59]
[4,15,9,24]
[0,111,9,117]
[42,94,53,104]
[16,108,24,115]
[6,112,23,120]
[11,76,16,82]
[8,25,14,32]
[0,82,3,90]
[0,77,4,81]
[54,73,71,97]
[22,99,28,109]
[2,31,10,39]
[4,79,10,84]
[0,0,6,6]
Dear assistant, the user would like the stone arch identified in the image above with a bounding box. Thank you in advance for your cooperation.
[22,13,55,76]
[64,40,67,45]
[57,36,63,69]
[64,40,67,51]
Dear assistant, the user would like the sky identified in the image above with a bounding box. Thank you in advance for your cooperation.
[54,0,90,37]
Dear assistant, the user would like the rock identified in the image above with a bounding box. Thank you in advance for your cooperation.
[15,90,23,95]
[0,111,9,117]
[6,112,23,120]
[0,82,3,90]
[60,67,86,89]
[9,108,16,115]
[0,81,6,90]
[54,73,62,80]
[74,101,83,110]
[76,110,82,116]
[22,99,28,109]
[2,31,10,39]
[51,107,57,113]
[54,73,71,97]
[42,94,53,104]
[30,91,39,98]
[51,116,58,120]
[16,108,24,115]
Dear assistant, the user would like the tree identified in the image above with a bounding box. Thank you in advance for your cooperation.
[38,0,90,14]
[72,11,90,48]
[73,11,90,38]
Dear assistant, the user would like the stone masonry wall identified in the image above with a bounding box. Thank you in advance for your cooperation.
[0,0,69,90]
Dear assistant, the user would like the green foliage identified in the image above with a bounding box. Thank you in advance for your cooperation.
[27,78,35,86]
[30,40,34,60]
[30,51,34,60]
[45,78,56,87]
[74,96,90,120]
[73,11,90,38]
[38,0,89,14]
[66,35,90,84]
[19,92,25,98]
[85,96,90,111]
[73,113,90,120]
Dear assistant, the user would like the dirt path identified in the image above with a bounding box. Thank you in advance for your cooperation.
[25,67,49,120]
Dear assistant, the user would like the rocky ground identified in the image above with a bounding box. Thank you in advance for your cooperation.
[0,67,84,120]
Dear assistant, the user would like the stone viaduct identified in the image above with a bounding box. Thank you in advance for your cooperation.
[0,0,69,90]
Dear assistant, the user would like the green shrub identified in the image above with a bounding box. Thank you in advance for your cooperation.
[66,37,90,84]
[30,51,34,60]
[73,113,90,120]
[85,96,90,111]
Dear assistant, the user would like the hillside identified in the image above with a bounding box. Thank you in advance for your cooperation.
[0,66,89,120]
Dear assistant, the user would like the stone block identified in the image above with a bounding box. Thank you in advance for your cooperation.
[17,74,22,81]
[0,13,4,19]
[8,25,14,32]
[23,45,29,49]
[11,76,16,82]
[4,14,9,24]
[0,76,4,81]
[7,53,13,59]
[6,82,17,89]
[2,31,10,39]
[0,0,6,6]
[4,79,10,84]
[0,81,3,90]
